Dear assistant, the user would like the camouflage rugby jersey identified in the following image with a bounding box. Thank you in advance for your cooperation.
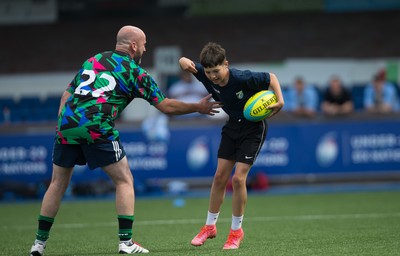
[56,51,165,144]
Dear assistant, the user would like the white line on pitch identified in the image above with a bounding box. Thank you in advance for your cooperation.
[3,212,400,230]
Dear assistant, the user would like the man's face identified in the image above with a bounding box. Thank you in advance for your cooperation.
[133,36,146,64]
[295,80,305,92]
[330,78,342,95]
[373,79,384,92]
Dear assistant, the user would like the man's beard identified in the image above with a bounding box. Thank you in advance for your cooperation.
[134,54,142,65]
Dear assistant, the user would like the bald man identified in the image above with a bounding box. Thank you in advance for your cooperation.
[29,25,221,256]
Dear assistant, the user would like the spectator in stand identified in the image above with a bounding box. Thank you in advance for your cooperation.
[321,75,354,116]
[284,76,319,118]
[169,71,208,102]
[363,71,399,114]
[2,105,11,124]
[168,71,209,118]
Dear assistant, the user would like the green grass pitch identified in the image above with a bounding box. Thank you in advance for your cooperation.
[1,191,399,255]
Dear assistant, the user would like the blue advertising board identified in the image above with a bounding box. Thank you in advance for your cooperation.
[1,119,399,187]
[253,120,400,175]
[0,134,53,183]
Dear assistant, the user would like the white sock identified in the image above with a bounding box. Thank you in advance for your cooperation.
[231,215,243,230]
[120,239,132,245]
[35,239,46,245]
[205,211,219,225]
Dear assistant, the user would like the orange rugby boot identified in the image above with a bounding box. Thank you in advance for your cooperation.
[223,228,244,250]
[191,225,217,246]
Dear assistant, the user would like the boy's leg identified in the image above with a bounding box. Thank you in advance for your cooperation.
[191,158,235,246]
[222,162,251,250]
[209,158,236,213]
[230,162,251,217]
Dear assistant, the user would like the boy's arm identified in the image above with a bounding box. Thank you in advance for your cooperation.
[179,57,198,74]
[267,73,285,117]
[179,57,222,102]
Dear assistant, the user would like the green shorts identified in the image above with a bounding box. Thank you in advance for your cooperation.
[52,140,126,170]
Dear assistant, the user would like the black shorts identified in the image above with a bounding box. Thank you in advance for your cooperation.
[52,140,126,170]
[218,118,268,165]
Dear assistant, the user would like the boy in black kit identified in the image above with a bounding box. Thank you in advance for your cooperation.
[179,42,284,250]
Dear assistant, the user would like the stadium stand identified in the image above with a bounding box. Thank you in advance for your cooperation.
[0,95,60,124]
[0,5,399,125]
[1,82,398,125]
[1,10,400,74]
[0,1,399,202]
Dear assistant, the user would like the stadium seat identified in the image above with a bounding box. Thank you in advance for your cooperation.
[42,95,60,121]
[43,95,60,108]
[0,97,15,109]
[351,84,366,111]
[13,96,43,123]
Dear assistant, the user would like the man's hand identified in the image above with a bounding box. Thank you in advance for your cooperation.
[197,94,223,116]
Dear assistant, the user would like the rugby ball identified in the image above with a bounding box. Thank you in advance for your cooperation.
[243,90,277,122]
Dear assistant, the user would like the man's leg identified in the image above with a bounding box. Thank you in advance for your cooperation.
[102,156,134,216]
[40,164,74,217]
[102,156,148,254]
[30,164,73,256]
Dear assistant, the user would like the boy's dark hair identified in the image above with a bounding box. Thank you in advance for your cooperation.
[200,42,226,68]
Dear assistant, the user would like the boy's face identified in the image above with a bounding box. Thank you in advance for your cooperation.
[204,61,229,86]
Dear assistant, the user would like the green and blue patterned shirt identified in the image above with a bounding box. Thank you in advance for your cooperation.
[56,50,166,144]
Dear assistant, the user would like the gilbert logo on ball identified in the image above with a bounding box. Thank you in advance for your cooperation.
[243,90,277,122]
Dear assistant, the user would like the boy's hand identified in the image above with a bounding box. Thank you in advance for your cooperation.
[179,57,198,74]
[266,101,284,118]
